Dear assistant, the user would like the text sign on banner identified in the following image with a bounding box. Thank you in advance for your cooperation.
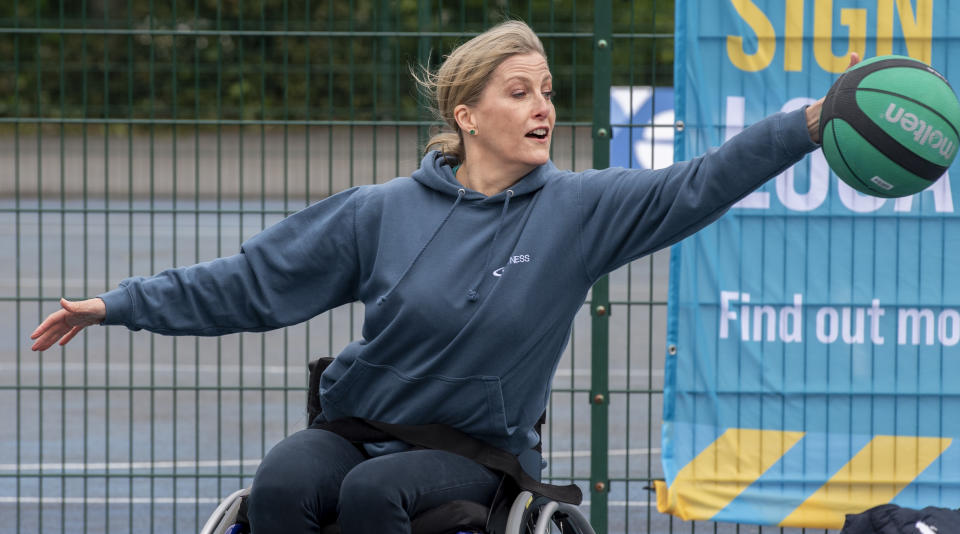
[659,0,960,529]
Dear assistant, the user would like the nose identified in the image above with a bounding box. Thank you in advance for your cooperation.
[533,93,552,118]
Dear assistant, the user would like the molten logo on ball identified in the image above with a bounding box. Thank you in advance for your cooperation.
[883,103,957,161]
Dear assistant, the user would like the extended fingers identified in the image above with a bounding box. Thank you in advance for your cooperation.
[30,308,73,351]
[31,323,72,351]
[31,308,66,340]
[59,325,84,346]
[848,52,860,69]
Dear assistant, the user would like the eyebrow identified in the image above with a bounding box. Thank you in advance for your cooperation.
[504,74,553,85]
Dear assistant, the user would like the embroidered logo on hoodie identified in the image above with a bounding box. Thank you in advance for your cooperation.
[492,254,532,277]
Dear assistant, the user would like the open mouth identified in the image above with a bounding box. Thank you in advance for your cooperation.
[525,128,549,140]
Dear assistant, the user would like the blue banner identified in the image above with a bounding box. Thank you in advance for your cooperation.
[659,0,960,528]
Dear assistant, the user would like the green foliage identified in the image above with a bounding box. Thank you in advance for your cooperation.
[0,0,673,123]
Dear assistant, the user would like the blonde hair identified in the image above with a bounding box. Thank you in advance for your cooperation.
[414,20,547,161]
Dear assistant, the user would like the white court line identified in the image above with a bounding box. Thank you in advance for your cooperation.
[0,496,223,505]
[0,362,661,378]
[0,459,262,473]
[544,448,660,459]
[2,278,95,289]
[1,497,655,507]
[0,448,659,473]
[556,369,664,378]
[0,362,294,375]
[582,500,655,508]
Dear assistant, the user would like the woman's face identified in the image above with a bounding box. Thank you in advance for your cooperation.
[459,52,556,174]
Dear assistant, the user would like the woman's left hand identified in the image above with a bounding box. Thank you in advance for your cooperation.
[806,52,861,143]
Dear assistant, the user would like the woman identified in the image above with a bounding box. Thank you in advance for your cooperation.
[31,20,856,533]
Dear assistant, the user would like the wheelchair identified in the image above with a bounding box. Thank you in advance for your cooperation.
[200,486,596,534]
[200,358,597,534]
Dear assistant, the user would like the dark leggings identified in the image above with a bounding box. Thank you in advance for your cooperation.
[246,428,502,533]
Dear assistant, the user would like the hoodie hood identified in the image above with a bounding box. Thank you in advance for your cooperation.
[411,150,554,201]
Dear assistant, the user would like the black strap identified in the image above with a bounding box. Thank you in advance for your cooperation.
[310,417,581,505]
[306,358,583,505]
[368,420,582,505]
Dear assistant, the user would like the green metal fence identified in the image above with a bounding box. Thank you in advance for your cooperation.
[1,1,684,532]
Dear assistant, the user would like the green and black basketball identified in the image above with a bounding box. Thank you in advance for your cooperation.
[820,55,960,198]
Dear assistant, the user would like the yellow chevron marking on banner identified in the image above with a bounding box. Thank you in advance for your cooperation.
[655,428,804,521]
[780,436,952,529]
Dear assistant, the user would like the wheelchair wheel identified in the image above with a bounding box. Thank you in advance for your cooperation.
[504,491,595,534]
[199,487,250,534]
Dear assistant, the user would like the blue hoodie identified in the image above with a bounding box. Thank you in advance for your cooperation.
[99,107,817,459]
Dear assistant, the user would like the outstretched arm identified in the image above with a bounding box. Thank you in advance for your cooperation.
[31,298,107,351]
[30,186,365,349]
[576,53,861,279]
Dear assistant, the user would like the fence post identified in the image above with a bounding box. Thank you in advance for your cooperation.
[590,0,612,532]
[416,0,432,152]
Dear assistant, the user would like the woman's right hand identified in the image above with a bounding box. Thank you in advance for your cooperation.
[31,298,107,351]
[806,52,861,143]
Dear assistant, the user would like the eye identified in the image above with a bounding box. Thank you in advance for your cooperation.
[511,90,527,99]
[542,90,555,101]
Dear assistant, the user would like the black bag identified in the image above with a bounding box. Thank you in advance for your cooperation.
[841,503,960,534]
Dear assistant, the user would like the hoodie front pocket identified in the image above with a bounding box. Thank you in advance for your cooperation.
[320,357,509,439]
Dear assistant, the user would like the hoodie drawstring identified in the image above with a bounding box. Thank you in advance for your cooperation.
[377,188,466,306]
[467,189,514,302]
